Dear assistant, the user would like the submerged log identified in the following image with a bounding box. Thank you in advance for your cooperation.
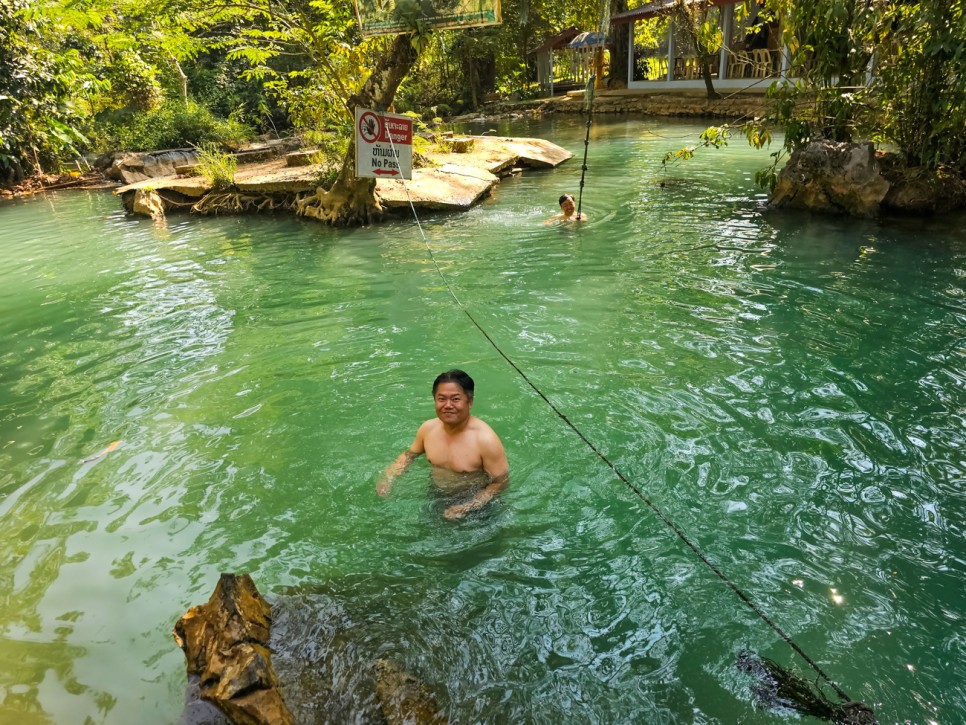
[737,650,877,725]
[173,573,294,725]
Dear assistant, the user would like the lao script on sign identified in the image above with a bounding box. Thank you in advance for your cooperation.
[355,108,413,180]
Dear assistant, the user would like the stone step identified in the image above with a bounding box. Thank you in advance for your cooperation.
[285,150,319,167]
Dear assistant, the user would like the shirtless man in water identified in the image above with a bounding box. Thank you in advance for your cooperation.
[546,193,588,223]
[377,370,509,519]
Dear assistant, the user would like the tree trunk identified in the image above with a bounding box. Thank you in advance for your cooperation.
[673,0,720,100]
[468,58,479,109]
[169,52,189,106]
[607,0,629,88]
[701,60,720,99]
[297,33,418,226]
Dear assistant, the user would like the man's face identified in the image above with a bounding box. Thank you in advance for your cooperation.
[434,382,472,426]
[560,197,576,216]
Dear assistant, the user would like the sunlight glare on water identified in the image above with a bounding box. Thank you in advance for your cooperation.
[0,117,964,724]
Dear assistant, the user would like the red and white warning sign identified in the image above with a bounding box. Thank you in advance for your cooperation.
[355,107,413,180]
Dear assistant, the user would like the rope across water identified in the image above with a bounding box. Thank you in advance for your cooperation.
[383,122,854,706]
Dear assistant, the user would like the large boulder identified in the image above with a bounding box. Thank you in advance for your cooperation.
[769,140,889,217]
[107,150,198,184]
[879,155,966,214]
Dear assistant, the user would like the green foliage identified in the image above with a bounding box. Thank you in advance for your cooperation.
[104,100,252,152]
[396,28,501,113]
[309,132,350,189]
[661,125,730,172]
[0,0,94,180]
[757,0,876,146]
[195,142,236,190]
[762,0,965,170]
[186,52,289,135]
[8,0,955,195]
[666,0,965,189]
[674,1,722,55]
[104,50,163,112]
[871,0,966,170]
[400,111,434,165]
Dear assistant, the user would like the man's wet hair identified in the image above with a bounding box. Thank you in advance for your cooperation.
[558,194,574,206]
[433,369,475,399]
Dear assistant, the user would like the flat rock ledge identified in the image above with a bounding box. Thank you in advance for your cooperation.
[116,135,572,221]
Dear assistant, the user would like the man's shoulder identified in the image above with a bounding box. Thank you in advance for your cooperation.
[469,416,502,441]
[419,418,442,433]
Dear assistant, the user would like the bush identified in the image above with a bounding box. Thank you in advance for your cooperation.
[102,100,253,152]
[195,142,237,190]
[105,51,163,112]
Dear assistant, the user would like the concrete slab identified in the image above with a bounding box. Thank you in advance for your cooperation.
[421,136,573,175]
[377,163,498,210]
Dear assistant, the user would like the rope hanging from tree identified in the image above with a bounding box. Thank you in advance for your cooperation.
[576,72,595,220]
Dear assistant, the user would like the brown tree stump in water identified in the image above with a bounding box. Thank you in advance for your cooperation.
[173,573,294,725]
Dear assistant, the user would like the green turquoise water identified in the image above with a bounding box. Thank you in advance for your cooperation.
[1,117,964,724]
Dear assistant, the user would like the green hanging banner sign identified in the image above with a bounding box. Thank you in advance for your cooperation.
[354,0,501,37]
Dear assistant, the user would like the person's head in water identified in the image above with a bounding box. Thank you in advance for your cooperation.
[432,369,474,399]
[558,194,577,217]
[432,369,474,428]
[556,193,586,221]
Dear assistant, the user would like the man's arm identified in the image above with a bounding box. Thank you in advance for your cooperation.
[376,425,427,497]
[443,429,509,519]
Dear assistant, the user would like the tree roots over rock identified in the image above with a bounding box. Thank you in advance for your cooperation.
[192,192,296,216]
[295,175,382,226]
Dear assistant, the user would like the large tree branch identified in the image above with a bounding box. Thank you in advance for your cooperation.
[348,33,418,111]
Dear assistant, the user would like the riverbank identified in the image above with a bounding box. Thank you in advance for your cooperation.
[451,87,771,124]
[114,135,573,221]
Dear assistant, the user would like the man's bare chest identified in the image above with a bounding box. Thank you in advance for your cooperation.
[424,432,482,473]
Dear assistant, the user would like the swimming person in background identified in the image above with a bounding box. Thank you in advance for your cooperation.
[377,369,509,520]
[548,193,588,223]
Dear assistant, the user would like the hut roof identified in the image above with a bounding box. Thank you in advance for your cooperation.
[611,0,737,26]
[530,27,583,55]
